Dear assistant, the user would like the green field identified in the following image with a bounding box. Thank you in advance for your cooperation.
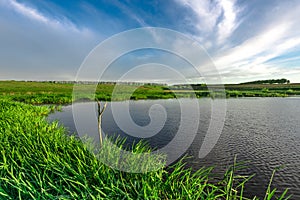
[0,81,299,104]
[0,81,176,104]
[0,81,293,199]
[171,83,300,98]
[0,99,290,199]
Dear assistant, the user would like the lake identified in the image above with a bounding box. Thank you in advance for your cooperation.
[48,97,300,199]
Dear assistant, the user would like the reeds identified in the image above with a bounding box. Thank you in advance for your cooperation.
[0,99,291,199]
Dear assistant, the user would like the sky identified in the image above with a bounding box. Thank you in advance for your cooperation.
[1,0,300,83]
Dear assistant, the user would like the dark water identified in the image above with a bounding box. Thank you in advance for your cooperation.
[48,98,300,199]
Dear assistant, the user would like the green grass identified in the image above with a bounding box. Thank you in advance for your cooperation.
[0,99,291,199]
[1,81,300,104]
[0,81,176,104]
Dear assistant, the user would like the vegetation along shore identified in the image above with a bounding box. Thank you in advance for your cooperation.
[0,79,295,198]
[0,79,299,104]
[0,99,291,199]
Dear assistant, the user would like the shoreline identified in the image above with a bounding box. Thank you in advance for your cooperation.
[0,80,299,104]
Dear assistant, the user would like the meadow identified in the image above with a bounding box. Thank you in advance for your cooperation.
[1,81,300,104]
[0,99,290,199]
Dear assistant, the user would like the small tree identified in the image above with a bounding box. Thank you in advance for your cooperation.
[96,99,107,146]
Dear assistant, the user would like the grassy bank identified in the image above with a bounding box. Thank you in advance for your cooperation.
[0,81,175,104]
[0,99,290,199]
[1,81,300,104]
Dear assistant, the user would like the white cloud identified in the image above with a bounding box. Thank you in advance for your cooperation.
[3,0,91,35]
[216,0,239,44]
[196,14,300,83]
[214,22,291,68]
[176,0,240,45]
[110,0,148,27]
[1,0,300,83]
[174,0,300,83]
[0,0,99,81]
[177,0,221,33]
[269,55,300,65]
[8,0,49,23]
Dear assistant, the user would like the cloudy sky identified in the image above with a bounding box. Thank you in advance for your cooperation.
[1,0,300,83]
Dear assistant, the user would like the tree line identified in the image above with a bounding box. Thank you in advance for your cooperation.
[240,78,290,85]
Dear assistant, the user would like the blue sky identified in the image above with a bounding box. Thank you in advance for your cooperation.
[1,0,300,83]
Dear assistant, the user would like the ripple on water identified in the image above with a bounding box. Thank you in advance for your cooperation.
[48,98,300,199]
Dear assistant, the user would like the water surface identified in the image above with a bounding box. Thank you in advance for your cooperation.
[48,98,300,199]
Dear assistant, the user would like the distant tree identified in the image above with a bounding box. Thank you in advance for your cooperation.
[240,78,290,84]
